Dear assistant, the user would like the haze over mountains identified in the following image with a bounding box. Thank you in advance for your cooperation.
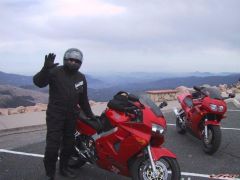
[0,70,239,107]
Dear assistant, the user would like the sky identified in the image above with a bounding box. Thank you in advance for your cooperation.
[0,0,239,75]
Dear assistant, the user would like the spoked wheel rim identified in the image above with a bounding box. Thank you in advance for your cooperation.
[139,159,171,180]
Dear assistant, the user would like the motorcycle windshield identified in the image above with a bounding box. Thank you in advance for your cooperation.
[202,87,223,100]
[137,93,163,117]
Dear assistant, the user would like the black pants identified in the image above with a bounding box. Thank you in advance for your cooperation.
[43,107,77,176]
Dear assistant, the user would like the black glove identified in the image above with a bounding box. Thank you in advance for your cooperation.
[43,53,59,69]
[90,115,103,133]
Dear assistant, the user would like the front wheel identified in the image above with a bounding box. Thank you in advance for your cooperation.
[68,147,86,169]
[202,125,221,155]
[176,117,186,134]
[131,157,181,180]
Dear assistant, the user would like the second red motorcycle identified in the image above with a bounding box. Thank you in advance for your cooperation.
[174,86,235,154]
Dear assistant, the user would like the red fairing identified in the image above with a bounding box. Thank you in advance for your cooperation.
[151,147,177,161]
[205,120,220,126]
[202,97,227,115]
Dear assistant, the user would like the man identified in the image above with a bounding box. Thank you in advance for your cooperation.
[33,48,94,180]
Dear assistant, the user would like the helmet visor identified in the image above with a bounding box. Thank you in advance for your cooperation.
[68,58,82,64]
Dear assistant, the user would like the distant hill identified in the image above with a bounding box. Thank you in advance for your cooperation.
[0,70,239,104]
[88,73,240,101]
[0,85,48,108]
[141,73,240,91]
[0,70,103,89]
[0,71,33,86]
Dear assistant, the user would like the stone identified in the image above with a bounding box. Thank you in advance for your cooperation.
[176,86,191,94]
[89,100,96,106]
[35,103,47,111]
[8,108,19,115]
[24,103,47,113]
[16,106,26,113]
[0,108,8,116]
[219,84,228,92]
[25,106,38,113]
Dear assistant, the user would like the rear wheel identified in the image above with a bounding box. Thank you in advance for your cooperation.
[131,157,181,180]
[202,125,221,155]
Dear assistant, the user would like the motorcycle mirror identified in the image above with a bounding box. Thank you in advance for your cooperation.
[228,93,235,98]
[159,101,168,109]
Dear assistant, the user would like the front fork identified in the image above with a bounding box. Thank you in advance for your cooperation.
[204,118,208,139]
[147,145,158,178]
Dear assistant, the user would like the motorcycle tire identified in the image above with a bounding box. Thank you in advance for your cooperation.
[176,117,186,134]
[202,125,221,155]
[130,156,181,180]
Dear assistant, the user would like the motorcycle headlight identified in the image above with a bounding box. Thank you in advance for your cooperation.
[152,123,165,136]
[210,104,217,111]
[218,106,224,112]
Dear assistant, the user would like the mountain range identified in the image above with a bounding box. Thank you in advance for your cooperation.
[0,70,239,107]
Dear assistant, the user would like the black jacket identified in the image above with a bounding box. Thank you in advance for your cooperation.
[33,66,93,117]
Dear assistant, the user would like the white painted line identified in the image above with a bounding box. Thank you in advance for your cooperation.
[0,149,44,158]
[228,109,240,112]
[221,127,240,131]
[0,149,213,179]
[181,172,209,178]
[167,124,240,131]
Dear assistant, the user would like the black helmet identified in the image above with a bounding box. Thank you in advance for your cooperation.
[63,48,83,72]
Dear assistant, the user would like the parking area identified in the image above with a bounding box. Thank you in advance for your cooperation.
[0,103,239,180]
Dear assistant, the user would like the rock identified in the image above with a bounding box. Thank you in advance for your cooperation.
[176,86,191,94]
[221,92,228,98]
[234,88,240,93]
[25,103,47,113]
[8,108,19,115]
[235,83,240,90]
[226,89,233,94]
[35,103,47,111]
[16,106,26,113]
[0,108,8,116]
[89,100,96,106]
[219,84,228,92]
[25,106,38,113]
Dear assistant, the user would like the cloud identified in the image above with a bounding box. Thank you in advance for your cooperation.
[51,0,126,17]
[0,0,239,74]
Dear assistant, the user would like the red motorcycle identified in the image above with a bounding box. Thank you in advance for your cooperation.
[174,86,235,154]
[70,91,181,180]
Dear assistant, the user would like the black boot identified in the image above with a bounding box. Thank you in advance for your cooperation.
[59,159,77,178]
[43,158,56,180]
[59,167,77,178]
[45,175,55,180]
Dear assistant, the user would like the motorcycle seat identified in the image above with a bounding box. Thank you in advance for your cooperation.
[78,113,103,133]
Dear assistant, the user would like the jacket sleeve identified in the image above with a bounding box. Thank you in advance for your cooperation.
[33,67,51,88]
[79,75,94,117]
